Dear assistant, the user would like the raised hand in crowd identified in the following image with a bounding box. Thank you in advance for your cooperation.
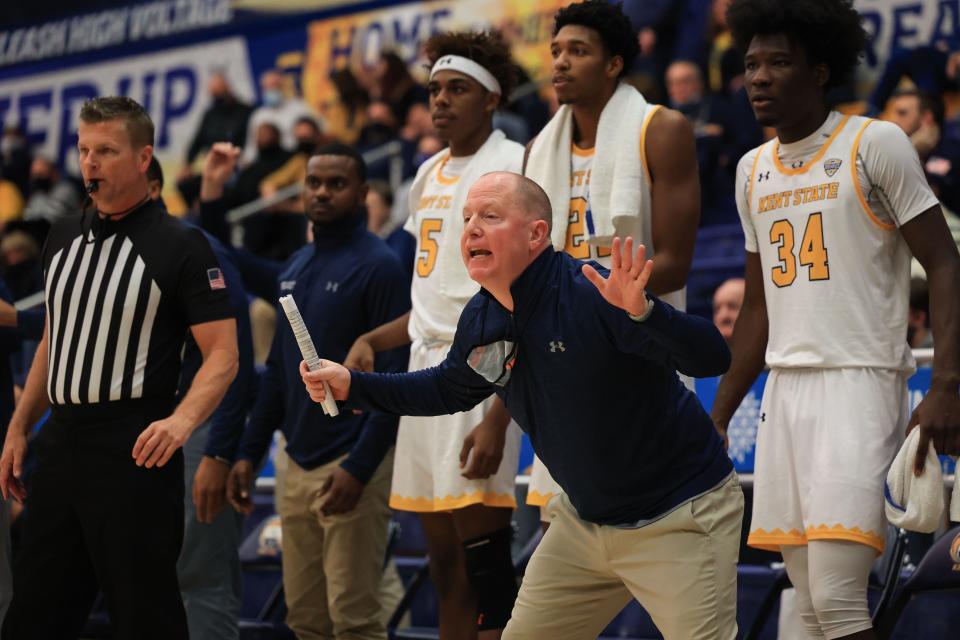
[200,142,242,201]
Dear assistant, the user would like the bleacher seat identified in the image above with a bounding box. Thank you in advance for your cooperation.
[877,524,960,639]
[687,223,746,318]
[238,513,292,638]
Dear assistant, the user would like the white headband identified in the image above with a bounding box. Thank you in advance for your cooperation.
[430,55,502,94]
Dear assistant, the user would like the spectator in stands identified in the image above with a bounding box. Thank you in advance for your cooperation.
[375,134,442,286]
[706,0,743,96]
[712,277,744,345]
[621,0,686,100]
[668,60,762,225]
[177,72,253,208]
[0,127,31,197]
[243,69,320,164]
[327,68,371,145]
[883,89,960,215]
[232,122,294,207]
[260,116,329,200]
[908,277,933,350]
[869,44,960,117]
[365,180,414,284]
[21,156,81,223]
[366,179,393,236]
[0,231,42,301]
[208,141,408,640]
[369,52,429,128]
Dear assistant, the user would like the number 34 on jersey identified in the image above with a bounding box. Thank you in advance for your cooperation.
[768,211,830,287]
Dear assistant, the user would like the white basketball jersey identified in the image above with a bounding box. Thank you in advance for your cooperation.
[405,154,475,343]
[740,113,935,371]
[564,104,685,310]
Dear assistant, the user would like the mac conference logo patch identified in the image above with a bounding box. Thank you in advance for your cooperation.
[824,158,842,177]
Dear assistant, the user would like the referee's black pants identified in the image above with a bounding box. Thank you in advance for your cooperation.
[2,406,188,639]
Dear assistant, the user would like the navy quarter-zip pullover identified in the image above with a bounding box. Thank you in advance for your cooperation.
[349,247,733,525]
[237,214,410,483]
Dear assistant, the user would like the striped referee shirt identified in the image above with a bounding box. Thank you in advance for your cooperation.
[42,199,232,406]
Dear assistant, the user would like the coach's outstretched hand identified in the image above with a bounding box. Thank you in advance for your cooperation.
[582,237,654,317]
[300,360,352,404]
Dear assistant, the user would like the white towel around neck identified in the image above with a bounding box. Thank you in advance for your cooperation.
[524,83,650,250]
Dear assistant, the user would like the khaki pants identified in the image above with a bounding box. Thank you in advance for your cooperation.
[504,474,744,640]
[279,450,394,640]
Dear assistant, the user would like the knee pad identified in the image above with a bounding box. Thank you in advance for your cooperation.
[462,526,519,630]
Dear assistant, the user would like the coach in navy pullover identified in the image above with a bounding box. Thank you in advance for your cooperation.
[303,172,733,527]
[235,213,408,480]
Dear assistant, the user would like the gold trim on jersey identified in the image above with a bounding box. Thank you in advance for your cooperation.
[748,524,885,554]
[849,118,897,231]
[747,142,769,215]
[771,114,851,176]
[639,104,663,185]
[571,143,594,158]
[389,490,517,512]
[435,153,461,186]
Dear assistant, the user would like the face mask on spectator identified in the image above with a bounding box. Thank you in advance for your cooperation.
[1,136,21,156]
[30,176,53,192]
[263,89,283,108]
[296,140,315,155]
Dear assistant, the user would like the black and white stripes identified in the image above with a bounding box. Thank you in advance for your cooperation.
[45,231,161,404]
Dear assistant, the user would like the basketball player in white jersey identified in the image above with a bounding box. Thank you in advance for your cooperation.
[344,32,523,640]
[712,2,960,639]
[523,0,700,512]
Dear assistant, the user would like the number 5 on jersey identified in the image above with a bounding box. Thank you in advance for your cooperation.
[769,212,829,287]
[417,219,443,277]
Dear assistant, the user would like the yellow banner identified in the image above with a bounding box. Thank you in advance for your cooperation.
[303,0,569,127]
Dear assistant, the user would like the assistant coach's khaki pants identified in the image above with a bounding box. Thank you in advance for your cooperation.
[279,450,394,640]
[504,474,744,640]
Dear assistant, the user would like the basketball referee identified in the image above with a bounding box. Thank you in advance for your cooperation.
[0,97,238,639]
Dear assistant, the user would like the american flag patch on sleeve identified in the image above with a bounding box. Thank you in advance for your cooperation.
[207,268,226,290]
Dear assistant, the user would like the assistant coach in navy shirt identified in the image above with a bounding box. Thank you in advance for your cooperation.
[302,172,745,640]
[211,142,409,640]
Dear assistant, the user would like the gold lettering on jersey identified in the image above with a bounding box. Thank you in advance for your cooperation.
[417,195,454,211]
[570,169,591,187]
[757,182,840,213]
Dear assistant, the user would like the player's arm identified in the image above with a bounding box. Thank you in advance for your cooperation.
[710,252,768,445]
[859,120,960,467]
[900,205,960,466]
[344,310,412,373]
[461,395,511,480]
[644,108,700,295]
[0,320,51,501]
[133,319,239,469]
